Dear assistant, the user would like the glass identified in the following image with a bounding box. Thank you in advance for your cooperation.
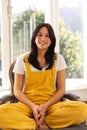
[59,0,84,78]
[11,0,48,60]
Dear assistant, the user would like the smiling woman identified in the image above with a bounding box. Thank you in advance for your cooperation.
[0,1,87,130]
[0,21,87,130]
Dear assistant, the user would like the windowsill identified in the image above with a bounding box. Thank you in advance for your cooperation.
[0,79,87,98]
[66,78,87,91]
[66,85,87,92]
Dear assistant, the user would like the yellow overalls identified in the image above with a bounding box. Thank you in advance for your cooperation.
[0,55,87,130]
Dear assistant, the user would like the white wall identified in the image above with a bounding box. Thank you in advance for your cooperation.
[67,88,87,101]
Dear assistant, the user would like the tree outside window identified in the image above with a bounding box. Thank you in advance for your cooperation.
[12,0,84,79]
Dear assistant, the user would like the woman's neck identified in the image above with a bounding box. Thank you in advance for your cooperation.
[37,50,47,68]
[37,49,46,57]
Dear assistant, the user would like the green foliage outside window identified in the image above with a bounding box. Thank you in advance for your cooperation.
[12,7,44,59]
[59,18,83,78]
[12,8,83,78]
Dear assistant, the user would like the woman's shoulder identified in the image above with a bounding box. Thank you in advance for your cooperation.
[56,52,67,71]
[55,52,64,60]
[17,52,29,61]
[13,52,30,74]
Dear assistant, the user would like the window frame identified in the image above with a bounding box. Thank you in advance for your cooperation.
[59,0,87,90]
[0,0,87,91]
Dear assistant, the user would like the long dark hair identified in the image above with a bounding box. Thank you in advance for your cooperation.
[28,23,56,70]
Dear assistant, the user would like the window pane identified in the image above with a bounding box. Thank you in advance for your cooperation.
[59,0,84,78]
[11,0,48,60]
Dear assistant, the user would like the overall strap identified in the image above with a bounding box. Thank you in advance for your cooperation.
[23,54,29,62]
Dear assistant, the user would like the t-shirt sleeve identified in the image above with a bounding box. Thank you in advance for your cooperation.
[13,54,25,74]
[56,53,67,71]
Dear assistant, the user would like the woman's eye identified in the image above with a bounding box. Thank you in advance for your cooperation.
[37,33,50,38]
[37,33,42,37]
[46,34,49,37]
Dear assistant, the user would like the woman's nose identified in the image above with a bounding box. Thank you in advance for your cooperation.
[41,36,46,41]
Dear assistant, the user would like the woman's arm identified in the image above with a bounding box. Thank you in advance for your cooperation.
[14,73,35,109]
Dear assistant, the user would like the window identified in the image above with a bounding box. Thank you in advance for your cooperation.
[0,0,87,91]
[59,0,87,90]
[0,0,58,89]
[11,0,49,60]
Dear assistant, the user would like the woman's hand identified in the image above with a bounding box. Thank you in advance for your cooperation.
[32,104,47,127]
[32,104,41,126]
[37,104,47,126]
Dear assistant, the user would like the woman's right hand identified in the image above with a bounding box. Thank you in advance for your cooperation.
[32,104,41,126]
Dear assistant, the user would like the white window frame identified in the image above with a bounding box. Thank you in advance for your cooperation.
[1,0,87,91]
[1,0,12,89]
[62,0,87,91]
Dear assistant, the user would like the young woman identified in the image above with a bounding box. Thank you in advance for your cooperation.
[0,23,87,130]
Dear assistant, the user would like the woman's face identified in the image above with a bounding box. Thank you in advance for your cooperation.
[35,26,51,51]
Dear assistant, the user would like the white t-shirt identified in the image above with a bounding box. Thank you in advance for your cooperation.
[13,53,67,74]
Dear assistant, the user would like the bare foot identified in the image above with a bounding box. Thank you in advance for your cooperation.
[36,122,50,130]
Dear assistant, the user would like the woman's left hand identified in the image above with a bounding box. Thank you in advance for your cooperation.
[37,104,47,126]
